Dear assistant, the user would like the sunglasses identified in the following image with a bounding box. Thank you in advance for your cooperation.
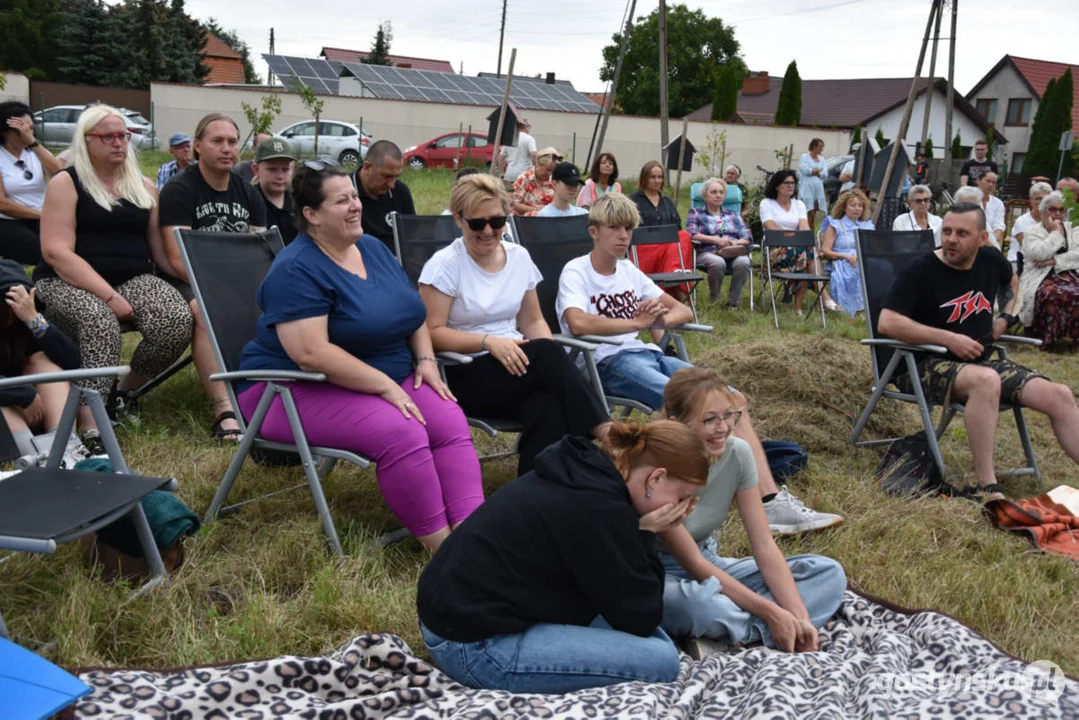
[911,198,932,204]
[86,132,132,144]
[463,215,508,231]
[13,159,31,181]
[303,159,338,172]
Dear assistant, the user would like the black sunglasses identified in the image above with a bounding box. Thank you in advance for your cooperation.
[463,215,508,231]
[14,160,31,181]
[303,159,338,172]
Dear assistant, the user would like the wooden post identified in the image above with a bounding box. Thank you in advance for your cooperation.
[490,49,516,178]
[673,117,689,204]
[455,121,464,169]
[871,0,939,225]
[943,0,958,165]
[594,0,636,162]
[854,126,868,187]
[466,124,473,166]
[658,0,670,182]
[919,0,943,147]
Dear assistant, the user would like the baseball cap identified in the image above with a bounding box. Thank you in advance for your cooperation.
[536,146,564,163]
[552,162,583,186]
[168,132,191,147]
[255,137,296,163]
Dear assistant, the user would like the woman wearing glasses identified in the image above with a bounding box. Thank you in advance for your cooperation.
[0,101,64,265]
[420,173,609,474]
[660,367,846,656]
[1019,192,1079,348]
[238,162,483,553]
[34,105,192,448]
[891,184,942,247]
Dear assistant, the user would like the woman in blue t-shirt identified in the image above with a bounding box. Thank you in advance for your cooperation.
[237,163,484,553]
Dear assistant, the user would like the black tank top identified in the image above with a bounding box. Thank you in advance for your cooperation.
[35,168,152,286]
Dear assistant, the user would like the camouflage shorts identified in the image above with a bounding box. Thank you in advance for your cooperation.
[896,357,1046,407]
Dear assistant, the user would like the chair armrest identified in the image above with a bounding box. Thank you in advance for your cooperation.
[676,323,713,333]
[436,351,474,365]
[562,333,623,346]
[551,335,599,352]
[0,366,130,390]
[210,370,327,383]
[998,335,1042,347]
[860,338,947,354]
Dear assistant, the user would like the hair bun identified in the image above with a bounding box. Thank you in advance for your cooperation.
[605,420,648,456]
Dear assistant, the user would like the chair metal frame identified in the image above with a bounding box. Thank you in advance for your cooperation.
[848,229,1042,484]
[0,366,176,638]
[759,229,831,329]
[628,224,703,322]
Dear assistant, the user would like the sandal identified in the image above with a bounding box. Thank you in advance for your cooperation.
[211,411,243,442]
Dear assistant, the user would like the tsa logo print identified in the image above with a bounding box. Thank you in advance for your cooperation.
[940,291,992,323]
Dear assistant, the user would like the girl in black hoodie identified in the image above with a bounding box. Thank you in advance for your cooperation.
[417,420,709,694]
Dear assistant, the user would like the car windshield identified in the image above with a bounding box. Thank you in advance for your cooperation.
[125,113,150,125]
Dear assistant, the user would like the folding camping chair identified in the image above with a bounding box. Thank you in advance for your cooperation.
[759,229,831,329]
[388,212,524,450]
[849,229,1042,484]
[629,224,704,322]
[0,367,176,638]
[175,227,402,557]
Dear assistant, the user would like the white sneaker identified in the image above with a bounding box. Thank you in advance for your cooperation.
[683,637,742,660]
[61,442,93,470]
[763,485,844,536]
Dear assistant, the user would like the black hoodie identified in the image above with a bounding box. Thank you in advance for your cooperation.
[417,436,665,643]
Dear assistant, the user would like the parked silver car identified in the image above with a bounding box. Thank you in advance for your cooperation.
[31,105,157,151]
[274,120,372,167]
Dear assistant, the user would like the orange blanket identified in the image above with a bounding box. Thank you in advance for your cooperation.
[985,491,1079,562]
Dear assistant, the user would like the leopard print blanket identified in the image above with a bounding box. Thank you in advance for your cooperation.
[74,591,1078,719]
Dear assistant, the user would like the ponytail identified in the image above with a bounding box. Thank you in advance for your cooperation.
[604,420,708,485]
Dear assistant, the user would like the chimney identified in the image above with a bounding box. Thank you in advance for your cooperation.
[545,72,556,85]
[742,71,769,96]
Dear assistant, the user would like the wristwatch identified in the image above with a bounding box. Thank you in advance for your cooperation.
[27,141,39,149]
[998,313,1018,328]
[25,313,47,331]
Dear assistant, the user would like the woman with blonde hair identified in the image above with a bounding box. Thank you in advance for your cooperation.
[34,105,192,442]
[418,419,709,692]
[420,173,609,474]
[819,189,874,315]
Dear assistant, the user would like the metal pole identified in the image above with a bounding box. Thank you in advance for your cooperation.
[490,49,517,178]
[920,0,943,147]
[455,121,464,169]
[496,0,508,77]
[855,126,868,187]
[673,117,688,204]
[871,0,939,225]
[943,0,958,166]
[466,124,473,166]
[594,0,636,163]
[572,132,576,165]
[658,0,670,181]
[584,88,606,171]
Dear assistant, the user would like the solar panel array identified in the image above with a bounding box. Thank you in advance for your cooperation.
[261,54,600,114]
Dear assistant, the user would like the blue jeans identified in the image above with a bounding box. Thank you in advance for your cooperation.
[420,617,681,693]
[660,537,846,647]
[597,349,692,410]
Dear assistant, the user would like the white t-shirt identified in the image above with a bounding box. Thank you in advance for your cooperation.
[840,160,855,193]
[0,147,46,219]
[501,132,537,182]
[1009,211,1036,263]
[759,198,807,230]
[556,254,663,366]
[536,203,587,218]
[983,195,1006,247]
[892,211,943,247]
[419,238,542,354]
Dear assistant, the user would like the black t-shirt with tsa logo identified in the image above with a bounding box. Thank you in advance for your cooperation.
[159,165,267,232]
[882,246,1012,362]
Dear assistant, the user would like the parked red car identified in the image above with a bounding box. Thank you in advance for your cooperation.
[403,132,494,169]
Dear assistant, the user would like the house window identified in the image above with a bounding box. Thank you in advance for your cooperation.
[975,98,998,124]
[1005,98,1032,126]
[1011,153,1025,173]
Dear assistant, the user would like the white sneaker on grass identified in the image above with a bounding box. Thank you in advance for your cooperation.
[763,485,844,535]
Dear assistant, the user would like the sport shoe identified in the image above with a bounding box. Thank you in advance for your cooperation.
[682,637,741,660]
[61,442,92,470]
[763,486,844,535]
[80,430,108,459]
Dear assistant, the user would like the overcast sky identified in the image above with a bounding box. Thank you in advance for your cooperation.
[183,0,1078,95]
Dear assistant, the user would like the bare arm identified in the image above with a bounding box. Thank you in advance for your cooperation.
[819,225,841,259]
[655,292,693,329]
[736,487,810,621]
[407,321,437,361]
[160,224,191,282]
[563,306,647,337]
[517,289,552,340]
[31,143,63,178]
[142,180,175,276]
[959,174,969,187]
[0,176,40,220]
[39,173,115,299]
[420,284,487,353]
[276,315,398,393]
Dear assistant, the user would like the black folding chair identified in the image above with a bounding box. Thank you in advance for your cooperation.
[629,225,703,321]
[760,229,831,329]
[0,367,176,638]
[388,212,524,446]
[849,229,1042,484]
[176,228,402,557]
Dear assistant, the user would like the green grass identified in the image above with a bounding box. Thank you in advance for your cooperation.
[3,167,1077,676]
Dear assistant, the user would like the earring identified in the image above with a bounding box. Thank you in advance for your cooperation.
[645,487,652,499]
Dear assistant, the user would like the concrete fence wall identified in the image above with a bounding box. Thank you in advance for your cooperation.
[0,73,30,104]
[150,82,851,184]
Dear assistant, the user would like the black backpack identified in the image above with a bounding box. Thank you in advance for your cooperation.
[876,431,945,496]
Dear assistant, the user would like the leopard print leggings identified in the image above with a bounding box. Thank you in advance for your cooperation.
[35,274,193,398]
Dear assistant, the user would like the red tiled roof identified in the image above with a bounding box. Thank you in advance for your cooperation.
[1007,56,1079,135]
[320,47,454,73]
[205,57,245,85]
[203,33,243,60]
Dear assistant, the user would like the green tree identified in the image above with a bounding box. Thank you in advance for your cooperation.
[850,125,862,151]
[951,130,962,160]
[1026,69,1074,178]
[924,137,934,159]
[984,126,995,161]
[166,0,209,85]
[54,0,115,85]
[875,127,888,148]
[297,82,325,157]
[362,22,393,66]
[774,60,802,126]
[0,0,62,80]
[204,18,260,84]
[241,94,283,145]
[711,63,742,123]
[600,4,741,117]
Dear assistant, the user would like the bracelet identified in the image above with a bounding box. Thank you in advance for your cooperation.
[415,355,436,366]
[480,333,489,352]
[31,323,48,338]
[104,292,117,305]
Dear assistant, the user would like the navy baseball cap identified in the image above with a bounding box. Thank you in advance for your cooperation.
[552,162,583,186]
[168,132,191,147]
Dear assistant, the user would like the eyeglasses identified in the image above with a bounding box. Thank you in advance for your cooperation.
[463,215,509,231]
[86,132,132,144]
[780,180,796,186]
[911,197,932,204]
[1045,206,1065,214]
[13,160,31,181]
[700,409,743,431]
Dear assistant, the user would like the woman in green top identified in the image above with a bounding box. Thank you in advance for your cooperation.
[660,367,846,653]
